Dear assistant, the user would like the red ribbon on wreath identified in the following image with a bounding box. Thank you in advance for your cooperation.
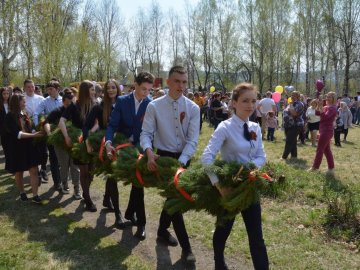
[135,154,145,186]
[174,168,195,203]
[98,137,132,162]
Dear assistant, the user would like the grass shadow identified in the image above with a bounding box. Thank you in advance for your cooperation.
[0,173,146,269]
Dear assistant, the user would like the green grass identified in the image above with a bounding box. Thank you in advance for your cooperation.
[140,123,360,269]
[0,122,359,269]
[0,171,151,270]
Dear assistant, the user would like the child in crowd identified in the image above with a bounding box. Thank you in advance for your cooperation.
[266,111,278,141]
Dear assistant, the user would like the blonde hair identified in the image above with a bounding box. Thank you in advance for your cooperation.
[326,92,336,105]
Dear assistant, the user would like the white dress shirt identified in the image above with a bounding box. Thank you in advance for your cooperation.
[201,115,266,185]
[25,94,44,118]
[140,94,200,165]
[133,93,143,114]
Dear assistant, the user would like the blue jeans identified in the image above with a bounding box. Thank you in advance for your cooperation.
[213,203,269,269]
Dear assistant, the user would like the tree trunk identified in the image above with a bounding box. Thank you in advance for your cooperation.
[2,58,10,86]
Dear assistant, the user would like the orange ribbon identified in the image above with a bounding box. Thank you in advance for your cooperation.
[98,136,132,162]
[174,168,195,203]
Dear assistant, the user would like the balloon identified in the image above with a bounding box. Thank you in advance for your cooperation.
[316,80,324,91]
[284,86,290,91]
[210,86,215,93]
[272,92,281,103]
[275,85,284,94]
[120,84,124,91]
[287,97,292,103]
[288,86,295,92]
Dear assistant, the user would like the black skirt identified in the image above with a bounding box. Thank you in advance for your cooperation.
[5,134,43,173]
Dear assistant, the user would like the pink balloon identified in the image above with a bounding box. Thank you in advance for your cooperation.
[272,92,281,103]
[316,80,324,91]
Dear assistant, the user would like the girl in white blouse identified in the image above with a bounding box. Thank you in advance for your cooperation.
[202,83,269,270]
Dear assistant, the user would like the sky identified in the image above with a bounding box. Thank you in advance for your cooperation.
[118,0,200,19]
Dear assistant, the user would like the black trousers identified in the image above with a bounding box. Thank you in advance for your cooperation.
[156,149,191,251]
[125,185,146,226]
[105,178,120,213]
[47,144,61,186]
[282,126,301,159]
[213,203,269,270]
[334,127,342,145]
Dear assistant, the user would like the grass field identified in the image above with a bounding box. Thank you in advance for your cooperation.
[0,122,359,269]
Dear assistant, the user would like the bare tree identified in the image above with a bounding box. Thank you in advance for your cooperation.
[95,0,122,80]
[0,0,21,85]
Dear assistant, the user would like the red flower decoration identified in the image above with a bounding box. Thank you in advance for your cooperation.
[249,131,257,141]
[180,112,185,124]
[248,171,257,181]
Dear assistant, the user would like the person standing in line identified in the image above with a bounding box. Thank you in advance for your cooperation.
[105,73,154,238]
[202,83,269,270]
[34,81,63,190]
[257,91,276,139]
[140,65,199,264]
[3,94,44,203]
[23,79,48,183]
[84,79,123,225]
[44,91,82,199]
[0,87,11,152]
[308,92,337,175]
[58,80,96,211]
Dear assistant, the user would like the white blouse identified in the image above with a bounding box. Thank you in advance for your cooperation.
[201,114,266,184]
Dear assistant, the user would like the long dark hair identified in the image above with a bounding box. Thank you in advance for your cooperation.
[77,80,94,121]
[0,87,11,112]
[102,79,121,127]
[9,94,32,132]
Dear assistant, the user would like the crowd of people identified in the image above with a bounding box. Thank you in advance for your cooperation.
[0,66,359,269]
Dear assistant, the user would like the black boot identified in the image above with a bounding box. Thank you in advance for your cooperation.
[114,211,126,229]
[103,194,114,211]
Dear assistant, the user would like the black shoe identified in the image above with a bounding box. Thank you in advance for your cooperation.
[125,213,138,226]
[215,262,229,270]
[85,202,97,212]
[114,212,126,229]
[102,195,114,211]
[157,230,179,247]
[134,226,146,240]
[20,193,28,202]
[40,169,48,182]
[181,249,196,264]
[32,195,42,204]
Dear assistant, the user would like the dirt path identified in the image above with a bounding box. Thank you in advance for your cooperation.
[0,146,252,270]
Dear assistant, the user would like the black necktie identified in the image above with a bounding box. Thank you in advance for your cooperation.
[244,122,251,141]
